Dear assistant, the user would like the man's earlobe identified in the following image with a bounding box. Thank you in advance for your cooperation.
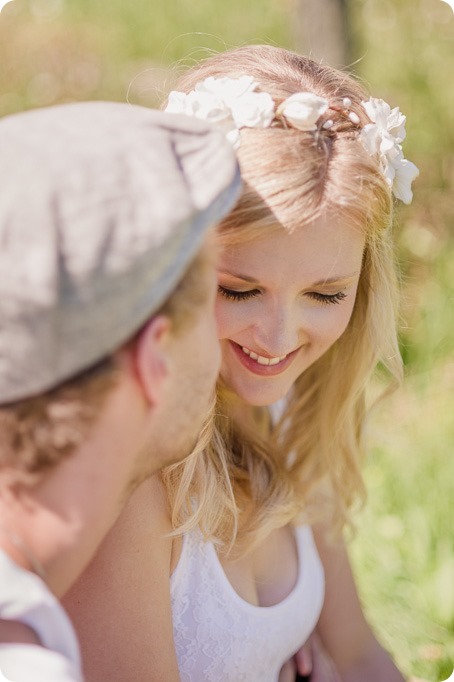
[134,316,171,406]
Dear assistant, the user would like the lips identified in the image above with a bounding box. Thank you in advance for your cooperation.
[229,341,300,376]
[241,346,288,366]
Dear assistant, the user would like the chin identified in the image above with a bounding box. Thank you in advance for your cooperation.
[229,380,292,408]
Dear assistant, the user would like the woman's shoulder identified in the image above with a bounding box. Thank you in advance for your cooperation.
[68,473,173,588]
[119,472,172,536]
[63,472,174,640]
[63,479,180,681]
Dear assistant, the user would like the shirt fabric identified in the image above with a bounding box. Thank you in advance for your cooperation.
[0,549,82,682]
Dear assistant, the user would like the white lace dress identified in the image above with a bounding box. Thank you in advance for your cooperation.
[171,525,324,682]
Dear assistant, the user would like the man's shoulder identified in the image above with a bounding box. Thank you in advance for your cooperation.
[0,550,81,677]
[0,642,82,682]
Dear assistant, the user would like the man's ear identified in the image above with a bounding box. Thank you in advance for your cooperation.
[133,315,172,407]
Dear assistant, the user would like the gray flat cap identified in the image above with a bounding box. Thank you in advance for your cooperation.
[0,102,241,403]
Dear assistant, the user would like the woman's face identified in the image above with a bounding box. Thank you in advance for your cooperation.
[216,216,366,406]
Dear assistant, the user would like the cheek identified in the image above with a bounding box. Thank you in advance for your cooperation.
[215,299,250,340]
[310,301,356,345]
[215,299,228,338]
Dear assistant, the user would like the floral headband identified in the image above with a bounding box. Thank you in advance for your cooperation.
[165,75,419,204]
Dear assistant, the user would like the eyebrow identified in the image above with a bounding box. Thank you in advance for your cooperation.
[219,270,360,287]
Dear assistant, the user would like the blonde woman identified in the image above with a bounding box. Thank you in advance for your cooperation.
[64,45,418,682]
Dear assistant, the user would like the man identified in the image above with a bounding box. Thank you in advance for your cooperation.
[0,101,241,681]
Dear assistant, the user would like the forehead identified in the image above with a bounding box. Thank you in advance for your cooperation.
[218,217,365,284]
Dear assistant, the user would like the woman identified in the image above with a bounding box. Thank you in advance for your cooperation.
[64,45,418,681]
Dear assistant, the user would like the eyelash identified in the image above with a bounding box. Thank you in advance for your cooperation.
[218,286,260,301]
[218,286,347,305]
[309,291,347,305]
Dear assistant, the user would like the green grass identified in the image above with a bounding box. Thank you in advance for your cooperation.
[351,364,454,681]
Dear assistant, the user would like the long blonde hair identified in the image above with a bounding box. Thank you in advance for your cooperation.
[162,45,403,553]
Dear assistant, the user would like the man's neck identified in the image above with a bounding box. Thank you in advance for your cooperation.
[0,460,127,597]
[0,376,149,598]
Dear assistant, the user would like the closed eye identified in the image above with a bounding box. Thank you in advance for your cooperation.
[308,291,347,305]
[218,285,260,302]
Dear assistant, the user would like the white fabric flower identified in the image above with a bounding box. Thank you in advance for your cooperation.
[165,76,275,150]
[165,91,187,114]
[360,97,418,204]
[230,91,275,128]
[277,92,329,131]
[166,89,229,124]
[389,154,420,205]
[195,75,257,102]
[362,97,406,144]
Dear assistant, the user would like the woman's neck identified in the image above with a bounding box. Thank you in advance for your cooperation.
[221,392,271,439]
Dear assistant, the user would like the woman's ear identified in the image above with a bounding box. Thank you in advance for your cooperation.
[133,315,172,407]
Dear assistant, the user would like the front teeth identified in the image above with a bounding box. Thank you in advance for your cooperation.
[241,346,287,366]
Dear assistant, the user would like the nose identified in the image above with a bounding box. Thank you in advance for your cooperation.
[251,301,305,357]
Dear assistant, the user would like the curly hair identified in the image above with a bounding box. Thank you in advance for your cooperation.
[0,250,212,476]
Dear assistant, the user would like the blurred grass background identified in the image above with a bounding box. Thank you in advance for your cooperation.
[1,0,452,679]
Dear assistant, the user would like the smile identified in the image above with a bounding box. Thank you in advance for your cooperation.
[241,346,287,366]
[229,341,300,377]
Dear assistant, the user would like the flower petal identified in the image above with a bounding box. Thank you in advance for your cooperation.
[230,91,275,128]
[391,158,420,204]
[360,97,417,203]
[165,91,188,114]
[278,92,328,131]
[196,76,257,102]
